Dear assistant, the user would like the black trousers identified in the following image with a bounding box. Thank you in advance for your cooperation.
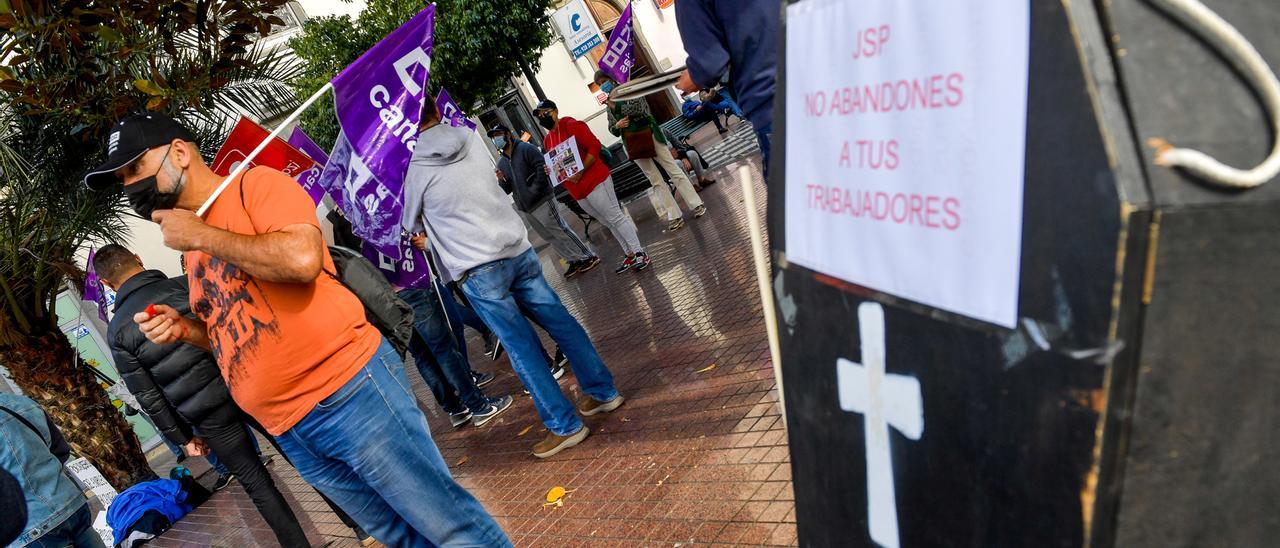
[199,410,309,548]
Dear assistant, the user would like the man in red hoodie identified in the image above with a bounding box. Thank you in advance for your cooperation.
[535,100,650,273]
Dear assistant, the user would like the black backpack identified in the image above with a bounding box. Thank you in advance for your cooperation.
[326,246,414,358]
[236,175,413,357]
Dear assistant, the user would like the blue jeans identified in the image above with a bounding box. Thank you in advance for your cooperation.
[400,287,488,414]
[756,121,773,174]
[31,504,105,548]
[460,248,619,436]
[276,339,510,547]
[438,280,488,357]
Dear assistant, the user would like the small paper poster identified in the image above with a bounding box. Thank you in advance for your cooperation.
[544,136,585,187]
[784,0,1030,328]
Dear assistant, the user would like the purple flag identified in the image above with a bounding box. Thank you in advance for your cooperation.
[598,2,634,83]
[287,128,329,205]
[83,249,108,322]
[318,5,436,259]
[361,235,433,289]
[436,88,477,131]
[289,127,331,165]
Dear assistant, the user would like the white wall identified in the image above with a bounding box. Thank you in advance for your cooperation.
[630,1,689,73]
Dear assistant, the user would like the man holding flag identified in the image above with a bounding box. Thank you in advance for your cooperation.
[85,11,514,533]
[404,96,626,459]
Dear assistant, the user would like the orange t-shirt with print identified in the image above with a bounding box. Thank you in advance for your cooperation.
[185,167,381,435]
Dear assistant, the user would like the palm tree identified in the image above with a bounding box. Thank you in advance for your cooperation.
[0,0,302,490]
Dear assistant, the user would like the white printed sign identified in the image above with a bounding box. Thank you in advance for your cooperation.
[551,0,604,59]
[67,457,118,511]
[784,0,1030,328]
[544,136,585,187]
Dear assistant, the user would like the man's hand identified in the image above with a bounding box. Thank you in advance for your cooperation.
[410,233,427,251]
[184,438,209,457]
[134,304,193,346]
[616,117,632,130]
[152,209,211,252]
[676,69,699,94]
[495,169,506,182]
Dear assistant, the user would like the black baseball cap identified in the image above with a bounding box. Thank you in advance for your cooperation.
[83,113,196,190]
[533,99,558,113]
[487,124,510,137]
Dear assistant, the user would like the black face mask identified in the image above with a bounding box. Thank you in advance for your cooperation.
[124,146,185,219]
[537,113,556,130]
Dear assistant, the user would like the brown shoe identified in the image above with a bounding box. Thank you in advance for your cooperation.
[533,426,590,459]
[578,395,625,416]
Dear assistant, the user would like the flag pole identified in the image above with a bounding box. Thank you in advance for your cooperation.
[737,164,785,422]
[196,82,335,217]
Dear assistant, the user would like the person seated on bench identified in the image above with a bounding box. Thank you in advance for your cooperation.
[681,94,729,134]
[700,87,746,123]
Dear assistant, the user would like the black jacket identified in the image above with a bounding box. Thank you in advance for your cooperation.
[497,140,552,212]
[107,270,237,445]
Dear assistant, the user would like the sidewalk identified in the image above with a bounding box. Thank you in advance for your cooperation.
[148,125,794,547]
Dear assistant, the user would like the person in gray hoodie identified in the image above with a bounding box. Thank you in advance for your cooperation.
[403,97,626,459]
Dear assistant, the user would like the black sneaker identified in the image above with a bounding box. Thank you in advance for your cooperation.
[487,339,504,361]
[614,255,637,274]
[482,333,499,358]
[472,395,514,427]
[577,256,601,274]
[449,410,473,428]
[550,361,566,380]
[355,527,376,547]
[259,454,274,467]
[213,473,234,491]
[472,370,495,388]
[554,347,569,369]
[564,261,584,278]
[633,252,652,271]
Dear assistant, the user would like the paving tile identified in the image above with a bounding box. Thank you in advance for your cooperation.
[144,128,793,546]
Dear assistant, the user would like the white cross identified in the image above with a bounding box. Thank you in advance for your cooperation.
[837,302,924,548]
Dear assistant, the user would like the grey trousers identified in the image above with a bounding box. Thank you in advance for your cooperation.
[577,177,645,255]
[520,199,594,263]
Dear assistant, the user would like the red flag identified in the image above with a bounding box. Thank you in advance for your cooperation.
[211,116,317,179]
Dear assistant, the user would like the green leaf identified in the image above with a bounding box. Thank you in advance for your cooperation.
[133,79,164,96]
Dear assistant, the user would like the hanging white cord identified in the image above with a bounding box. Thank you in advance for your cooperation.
[1146,0,1280,188]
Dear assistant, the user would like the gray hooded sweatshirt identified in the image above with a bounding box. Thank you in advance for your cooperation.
[401,123,531,280]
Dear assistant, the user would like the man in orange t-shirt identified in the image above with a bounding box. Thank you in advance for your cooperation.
[83,113,510,547]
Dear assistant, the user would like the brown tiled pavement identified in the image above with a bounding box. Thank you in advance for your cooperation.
[147,121,794,547]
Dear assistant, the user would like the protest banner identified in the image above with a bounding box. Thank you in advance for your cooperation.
[598,1,635,84]
[361,235,433,290]
[288,127,331,205]
[436,88,477,131]
[82,249,108,322]
[211,116,322,204]
[317,5,436,260]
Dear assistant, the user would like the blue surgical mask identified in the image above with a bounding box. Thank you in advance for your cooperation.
[492,136,508,150]
[601,81,616,94]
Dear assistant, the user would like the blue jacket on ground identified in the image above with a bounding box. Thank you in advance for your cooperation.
[0,393,84,548]
[675,0,780,131]
[105,479,191,546]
